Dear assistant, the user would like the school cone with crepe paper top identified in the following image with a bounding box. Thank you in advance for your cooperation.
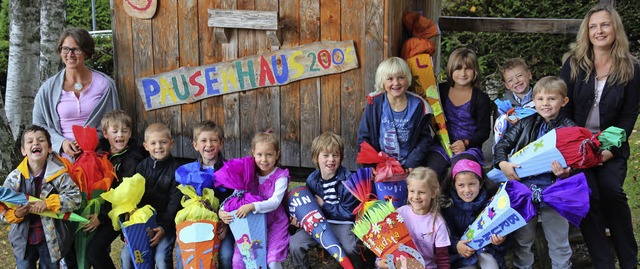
[101,174,157,269]
[343,168,425,269]
[356,142,407,208]
[462,172,590,250]
[487,126,625,182]
[213,156,267,269]
[174,163,222,269]
[60,125,116,269]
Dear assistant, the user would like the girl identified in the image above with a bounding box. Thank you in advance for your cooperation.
[425,48,491,181]
[440,159,506,269]
[219,131,290,269]
[357,57,434,171]
[560,4,639,268]
[377,167,450,269]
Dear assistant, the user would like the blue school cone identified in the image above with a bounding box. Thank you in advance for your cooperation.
[287,186,354,269]
[375,180,408,208]
[227,210,267,269]
[121,213,157,269]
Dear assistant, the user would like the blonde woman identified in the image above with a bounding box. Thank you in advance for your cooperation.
[560,4,639,269]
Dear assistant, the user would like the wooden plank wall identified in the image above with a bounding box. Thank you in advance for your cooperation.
[111,0,427,170]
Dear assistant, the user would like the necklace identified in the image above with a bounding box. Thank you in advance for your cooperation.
[595,73,609,80]
[73,82,83,91]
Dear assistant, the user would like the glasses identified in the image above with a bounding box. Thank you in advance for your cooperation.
[60,46,83,55]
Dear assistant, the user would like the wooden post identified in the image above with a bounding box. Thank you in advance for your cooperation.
[425,0,442,77]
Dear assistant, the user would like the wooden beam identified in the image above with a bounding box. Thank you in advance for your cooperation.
[208,9,278,30]
[439,16,582,34]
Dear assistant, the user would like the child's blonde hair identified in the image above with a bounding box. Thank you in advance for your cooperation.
[499,58,530,77]
[446,47,481,88]
[144,123,172,141]
[373,57,413,95]
[101,109,132,131]
[192,120,224,142]
[406,167,441,214]
[251,129,279,154]
[310,132,344,168]
[532,76,568,98]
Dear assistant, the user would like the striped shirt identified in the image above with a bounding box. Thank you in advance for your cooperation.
[322,176,340,205]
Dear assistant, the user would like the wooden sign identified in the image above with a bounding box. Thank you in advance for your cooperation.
[124,0,157,19]
[136,40,359,111]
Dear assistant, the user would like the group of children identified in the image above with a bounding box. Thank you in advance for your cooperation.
[2,49,580,269]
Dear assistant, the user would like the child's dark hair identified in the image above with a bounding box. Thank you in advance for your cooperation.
[499,58,530,77]
[22,125,52,147]
[440,160,499,210]
[192,120,224,142]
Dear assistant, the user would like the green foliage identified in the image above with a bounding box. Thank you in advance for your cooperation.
[86,34,114,77]
[0,0,8,40]
[0,0,8,97]
[66,0,111,30]
[616,0,640,58]
[66,0,114,77]
[439,0,603,97]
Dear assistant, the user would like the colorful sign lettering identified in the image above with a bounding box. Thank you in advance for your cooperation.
[136,40,359,111]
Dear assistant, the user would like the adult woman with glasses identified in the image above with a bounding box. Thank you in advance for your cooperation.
[33,27,119,159]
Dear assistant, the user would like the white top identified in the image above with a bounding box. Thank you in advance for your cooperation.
[253,169,288,213]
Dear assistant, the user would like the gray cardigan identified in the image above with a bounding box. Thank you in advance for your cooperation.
[32,68,120,154]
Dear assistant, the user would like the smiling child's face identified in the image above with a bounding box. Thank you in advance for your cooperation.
[21,130,52,164]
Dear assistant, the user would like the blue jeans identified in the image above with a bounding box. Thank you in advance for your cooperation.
[175,232,234,269]
[121,234,175,269]
[16,243,59,269]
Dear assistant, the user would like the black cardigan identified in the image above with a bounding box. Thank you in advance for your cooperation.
[560,58,640,159]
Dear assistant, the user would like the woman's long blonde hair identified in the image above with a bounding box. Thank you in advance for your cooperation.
[568,4,635,85]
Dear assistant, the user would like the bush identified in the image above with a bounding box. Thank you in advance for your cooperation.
[86,34,114,77]
[438,0,640,98]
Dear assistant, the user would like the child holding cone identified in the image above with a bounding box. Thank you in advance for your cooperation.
[440,159,506,268]
[218,130,289,269]
[377,167,450,268]
[1,125,82,268]
[289,132,366,269]
[494,76,575,268]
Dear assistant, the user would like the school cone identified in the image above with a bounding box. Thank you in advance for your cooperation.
[287,186,354,269]
[344,168,426,269]
[176,220,220,269]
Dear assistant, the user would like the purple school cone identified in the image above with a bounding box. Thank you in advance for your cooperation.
[375,179,408,208]
[227,210,267,269]
[121,214,157,269]
[287,186,354,269]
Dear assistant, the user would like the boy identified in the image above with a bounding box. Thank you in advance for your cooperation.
[1,125,81,268]
[493,58,537,147]
[120,123,181,269]
[174,121,233,269]
[87,109,147,269]
[289,132,367,268]
[499,58,535,108]
[493,76,575,269]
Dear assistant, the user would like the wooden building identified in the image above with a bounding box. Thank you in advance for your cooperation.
[112,0,438,170]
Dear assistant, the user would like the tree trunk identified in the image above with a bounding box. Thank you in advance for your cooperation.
[5,0,40,140]
[0,85,20,180]
[40,0,65,83]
